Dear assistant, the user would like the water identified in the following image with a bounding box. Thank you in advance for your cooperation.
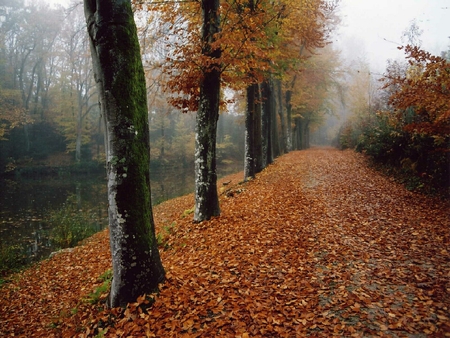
[0,161,241,263]
[0,177,109,261]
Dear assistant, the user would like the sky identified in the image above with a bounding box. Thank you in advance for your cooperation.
[46,0,450,73]
[335,0,450,71]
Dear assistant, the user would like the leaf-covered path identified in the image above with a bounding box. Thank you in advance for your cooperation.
[1,148,449,337]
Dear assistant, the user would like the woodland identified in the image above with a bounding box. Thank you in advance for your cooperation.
[0,0,449,335]
[0,0,448,191]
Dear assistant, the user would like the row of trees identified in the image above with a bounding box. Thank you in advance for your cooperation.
[2,0,342,306]
[140,0,341,221]
[80,0,342,306]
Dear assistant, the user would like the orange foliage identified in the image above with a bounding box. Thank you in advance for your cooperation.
[384,45,450,137]
[140,0,337,111]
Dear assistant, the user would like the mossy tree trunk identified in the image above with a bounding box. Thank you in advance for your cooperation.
[83,0,165,308]
[194,0,221,222]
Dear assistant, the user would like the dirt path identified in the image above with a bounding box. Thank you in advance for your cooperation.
[1,148,449,337]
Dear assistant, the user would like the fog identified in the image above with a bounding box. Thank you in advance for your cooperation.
[336,0,449,71]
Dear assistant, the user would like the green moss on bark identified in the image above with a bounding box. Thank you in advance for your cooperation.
[84,0,164,308]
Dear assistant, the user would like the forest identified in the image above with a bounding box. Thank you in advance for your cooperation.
[1,1,448,191]
[0,0,449,336]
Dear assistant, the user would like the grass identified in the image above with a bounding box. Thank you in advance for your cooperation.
[0,243,28,284]
[156,222,176,249]
[48,195,105,249]
[85,269,113,305]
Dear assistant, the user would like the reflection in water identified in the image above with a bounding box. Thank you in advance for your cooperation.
[0,161,242,263]
[0,178,108,261]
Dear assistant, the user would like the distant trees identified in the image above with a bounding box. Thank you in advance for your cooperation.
[0,2,102,170]
[0,2,66,169]
[0,1,245,176]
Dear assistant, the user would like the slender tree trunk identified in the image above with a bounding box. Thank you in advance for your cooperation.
[159,117,165,160]
[254,84,263,173]
[303,120,310,149]
[84,0,165,308]
[261,80,269,169]
[75,91,83,163]
[193,0,221,222]
[261,79,274,167]
[285,89,293,151]
[244,83,257,180]
[271,82,280,159]
[276,79,287,154]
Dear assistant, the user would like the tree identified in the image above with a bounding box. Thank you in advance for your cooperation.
[384,45,450,138]
[193,0,222,221]
[54,6,98,163]
[83,0,165,308]
[289,46,341,149]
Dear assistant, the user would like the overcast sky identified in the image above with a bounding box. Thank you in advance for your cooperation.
[336,0,450,71]
[46,0,450,72]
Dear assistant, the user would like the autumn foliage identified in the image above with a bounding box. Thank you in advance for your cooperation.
[139,0,337,112]
[1,148,449,336]
[340,46,450,193]
[385,45,450,137]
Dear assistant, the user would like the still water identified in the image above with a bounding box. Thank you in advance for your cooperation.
[0,163,241,262]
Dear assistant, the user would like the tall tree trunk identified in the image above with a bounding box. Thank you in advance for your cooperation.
[285,89,293,151]
[261,79,274,167]
[276,79,287,154]
[254,84,263,173]
[244,83,257,180]
[159,116,165,161]
[269,79,280,159]
[261,81,269,169]
[84,0,165,308]
[75,91,83,163]
[303,120,310,149]
[293,117,301,150]
[194,0,221,222]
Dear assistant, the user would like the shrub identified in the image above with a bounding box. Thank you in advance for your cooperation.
[48,195,104,249]
[0,243,28,279]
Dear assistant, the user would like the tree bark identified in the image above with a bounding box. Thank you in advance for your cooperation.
[193,0,221,222]
[271,81,280,159]
[285,89,293,151]
[83,0,165,308]
[244,83,258,180]
[254,84,263,173]
[261,79,273,167]
[275,79,287,154]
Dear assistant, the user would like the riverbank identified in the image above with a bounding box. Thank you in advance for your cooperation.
[1,148,449,337]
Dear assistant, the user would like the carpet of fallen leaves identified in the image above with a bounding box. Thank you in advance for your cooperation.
[1,148,449,337]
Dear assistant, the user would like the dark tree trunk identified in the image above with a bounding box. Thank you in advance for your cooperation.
[254,84,263,173]
[244,83,258,180]
[261,79,274,167]
[285,89,293,151]
[276,79,287,154]
[193,0,221,222]
[270,79,280,159]
[261,81,269,169]
[302,120,310,149]
[84,0,165,308]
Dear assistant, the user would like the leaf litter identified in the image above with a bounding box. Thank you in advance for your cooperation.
[1,148,449,337]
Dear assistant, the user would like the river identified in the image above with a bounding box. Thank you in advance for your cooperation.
[0,162,242,263]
